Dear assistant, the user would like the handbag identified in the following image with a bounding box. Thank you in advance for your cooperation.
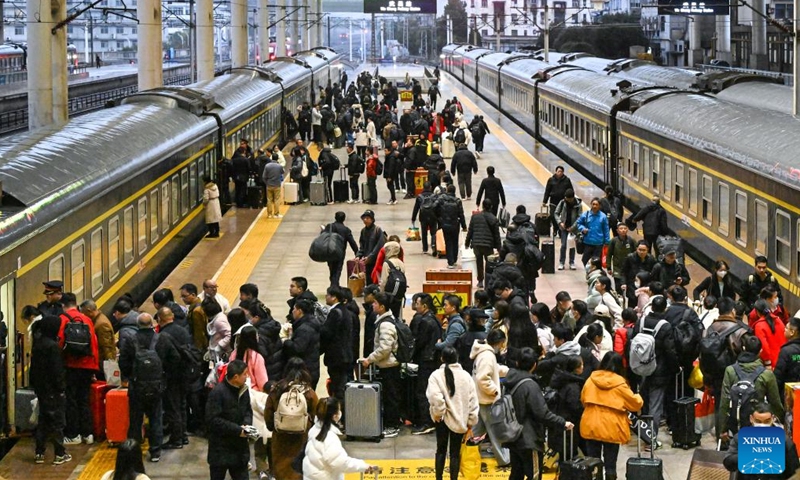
[406,226,421,241]
[334,126,342,138]
[104,359,122,387]
[460,429,481,480]
[575,234,585,255]
[695,389,715,434]
[348,260,365,297]
[497,207,511,228]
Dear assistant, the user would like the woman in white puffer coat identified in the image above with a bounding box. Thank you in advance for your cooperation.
[303,398,378,480]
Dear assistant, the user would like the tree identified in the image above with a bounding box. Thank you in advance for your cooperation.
[599,12,641,24]
[551,24,648,58]
[468,28,483,46]
[436,0,469,51]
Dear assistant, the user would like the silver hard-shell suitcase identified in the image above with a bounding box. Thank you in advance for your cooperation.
[345,363,382,440]
[310,178,327,205]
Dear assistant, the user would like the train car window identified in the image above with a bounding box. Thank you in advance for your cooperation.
[161,182,170,235]
[719,183,730,236]
[150,190,159,244]
[171,175,180,225]
[591,125,598,154]
[198,160,206,200]
[688,169,698,216]
[632,143,640,180]
[643,148,651,187]
[71,241,85,303]
[49,255,65,283]
[137,197,147,255]
[123,206,134,267]
[775,210,791,274]
[702,175,713,225]
[108,218,120,281]
[674,163,684,207]
[734,191,747,246]
[190,163,198,207]
[754,199,768,256]
[90,228,103,297]
[663,157,672,200]
[579,119,585,146]
[651,152,660,192]
[181,169,189,216]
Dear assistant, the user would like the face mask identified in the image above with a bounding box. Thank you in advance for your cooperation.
[333,411,342,423]
[752,422,773,428]
[771,299,780,309]
[717,270,727,278]
[634,280,641,289]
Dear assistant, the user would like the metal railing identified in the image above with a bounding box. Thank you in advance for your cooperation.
[697,63,794,86]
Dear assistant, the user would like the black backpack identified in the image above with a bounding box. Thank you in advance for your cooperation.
[453,128,466,144]
[353,155,366,174]
[522,243,545,271]
[543,386,559,411]
[419,194,437,222]
[380,316,415,364]
[133,334,164,400]
[727,363,766,434]
[470,124,481,138]
[699,323,743,379]
[673,308,703,365]
[177,343,204,384]
[62,312,92,357]
[374,158,384,175]
[384,261,408,301]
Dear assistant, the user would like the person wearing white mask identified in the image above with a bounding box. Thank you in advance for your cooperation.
[693,259,737,303]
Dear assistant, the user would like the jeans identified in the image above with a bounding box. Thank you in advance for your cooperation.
[558,228,576,265]
[328,259,344,288]
[300,177,311,202]
[35,392,66,456]
[421,219,438,253]
[442,226,460,267]
[163,381,186,444]
[472,404,510,465]
[475,136,485,152]
[64,368,93,438]
[582,243,604,269]
[584,440,620,477]
[473,246,494,283]
[378,365,401,428]
[210,464,249,480]
[128,387,164,455]
[367,176,377,204]
[349,175,360,200]
[509,447,538,480]
[435,422,463,480]
[457,172,472,199]
[644,380,666,440]
[267,186,281,216]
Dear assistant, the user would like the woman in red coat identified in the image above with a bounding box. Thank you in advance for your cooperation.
[370,234,404,284]
[752,299,787,369]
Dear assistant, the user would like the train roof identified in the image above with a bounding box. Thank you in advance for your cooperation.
[621,93,800,189]
[262,59,309,85]
[714,81,792,115]
[500,58,552,82]
[477,52,514,70]
[540,68,628,113]
[564,57,615,74]
[292,50,329,72]
[192,70,281,119]
[306,47,341,63]
[462,47,493,62]
[442,44,462,54]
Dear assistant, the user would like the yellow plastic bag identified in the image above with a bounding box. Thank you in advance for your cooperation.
[460,431,481,480]
[688,363,704,390]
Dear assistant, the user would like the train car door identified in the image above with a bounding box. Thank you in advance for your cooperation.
[0,276,14,435]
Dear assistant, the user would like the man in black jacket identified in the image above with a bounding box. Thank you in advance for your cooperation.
[774,314,800,396]
[318,146,339,204]
[119,313,180,463]
[626,195,669,255]
[206,360,252,480]
[345,143,363,203]
[286,276,317,322]
[410,293,441,435]
[157,307,194,450]
[435,184,467,268]
[320,287,353,412]
[650,248,690,288]
[412,183,438,255]
[492,253,527,295]
[450,144,478,200]
[741,255,784,310]
[424,145,445,188]
[284,299,322,389]
[240,299,283,389]
[323,211,359,288]
[231,140,253,208]
[622,241,657,305]
[542,166,574,233]
[383,146,400,204]
[356,210,386,285]
[31,315,70,465]
[466,199,502,288]
[476,166,506,217]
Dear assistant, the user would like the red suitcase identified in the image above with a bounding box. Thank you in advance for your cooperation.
[105,388,130,444]
[90,381,114,440]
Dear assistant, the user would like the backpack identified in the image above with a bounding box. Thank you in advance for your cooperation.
[453,128,466,144]
[470,124,481,138]
[132,334,164,400]
[673,308,703,365]
[727,363,766,434]
[392,317,415,364]
[312,302,329,325]
[374,158,384,175]
[488,378,533,444]
[308,160,319,177]
[177,343,205,384]
[419,194,437,221]
[628,318,668,377]
[274,383,309,433]
[543,386,559,412]
[353,155,366,174]
[62,312,92,357]
[328,153,341,170]
[522,243,545,271]
[384,261,408,301]
[699,323,743,379]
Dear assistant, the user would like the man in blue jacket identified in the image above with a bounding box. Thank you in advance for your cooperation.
[574,198,610,270]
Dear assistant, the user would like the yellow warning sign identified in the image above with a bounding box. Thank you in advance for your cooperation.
[429,292,470,316]
[400,90,413,102]
[345,459,556,480]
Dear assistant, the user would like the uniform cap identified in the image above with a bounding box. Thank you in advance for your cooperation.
[43,280,63,294]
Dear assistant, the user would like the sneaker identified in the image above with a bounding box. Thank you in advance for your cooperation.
[150,453,161,463]
[412,424,436,435]
[161,441,183,450]
[392,200,399,205]
[266,215,273,219]
[447,264,456,269]
[382,427,400,438]
[63,436,81,445]
[182,437,190,445]
[477,281,484,288]
[569,263,577,270]
[386,200,394,205]
[346,200,354,204]
[276,214,283,218]
[644,440,662,452]
[34,454,44,464]
[83,434,94,445]
[53,454,72,466]
[558,264,565,270]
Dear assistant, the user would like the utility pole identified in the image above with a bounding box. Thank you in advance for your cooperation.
[794,0,799,116]
[371,13,377,61]
[349,18,353,61]
[189,0,195,81]
[543,2,550,62]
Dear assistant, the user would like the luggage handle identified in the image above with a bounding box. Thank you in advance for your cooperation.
[563,428,575,462]
[356,361,374,382]
[637,415,656,460]
[676,367,685,400]
[540,204,549,214]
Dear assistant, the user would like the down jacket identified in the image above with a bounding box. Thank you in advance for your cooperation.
[426,363,479,434]
[367,312,399,369]
[505,368,566,452]
[470,340,508,405]
[303,422,369,480]
[580,369,643,444]
[465,211,501,250]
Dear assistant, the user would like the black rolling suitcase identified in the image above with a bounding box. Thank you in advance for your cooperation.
[626,416,663,480]
[561,430,603,480]
[541,240,556,274]
[400,367,418,425]
[535,205,551,237]
[672,369,701,449]
[334,167,349,203]
[247,178,262,209]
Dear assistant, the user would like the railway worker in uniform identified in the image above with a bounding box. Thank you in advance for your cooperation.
[741,255,783,311]
[625,194,668,256]
[38,281,64,317]
[650,248,690,288]
[542,166,574,235]
[58,293,99,446]
[202,176,222,238]
[199,279,230,314]
[231,141,253,208]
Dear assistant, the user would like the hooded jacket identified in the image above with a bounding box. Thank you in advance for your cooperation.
[411,310,441,365]
[426,363,479,434]
[284,314,321,379]
[633,311,679,382]
[550,369,585,425]
[368,312,399,369]
[536,340,582,387]
[580,369,643,444]
[470,340,508,405]
[379,242,406,293]
[720,352,785,429]
[554,198,583,228]
[253,316,284,386]
[752,313,786,368]
[629,201,668,237]
[303,421,369,480]
[774,337,800,399]
[575,210,610,247]
[505,368,566,451]
[31,316,66,397]
[58,307,100,371]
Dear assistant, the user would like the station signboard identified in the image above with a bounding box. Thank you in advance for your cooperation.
[657,0,729,15]
[364,0,437,14]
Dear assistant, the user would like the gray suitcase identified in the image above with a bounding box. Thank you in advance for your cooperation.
[361,182,373,203]
[310,178,327,205]
[15,388,37,432]
[345,364,382,440]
